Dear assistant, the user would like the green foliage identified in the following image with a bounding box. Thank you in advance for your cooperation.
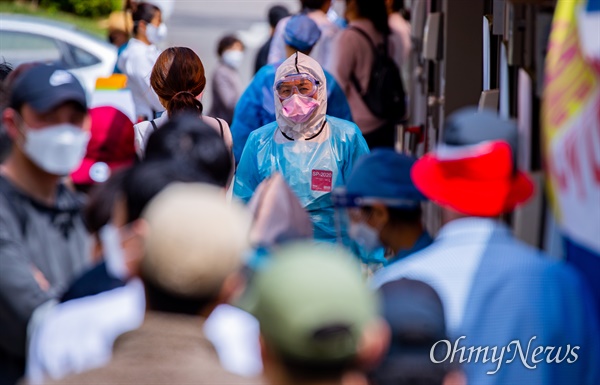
[40,0,119,18]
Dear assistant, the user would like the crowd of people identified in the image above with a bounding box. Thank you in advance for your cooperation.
[0,0,598,385]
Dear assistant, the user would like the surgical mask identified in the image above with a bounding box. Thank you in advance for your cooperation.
[222,50,244,69]
[146,22,167,44]
[349,221,382,254]
[20,122,90,176]
[281,94,320,124]
[99,225,129,280]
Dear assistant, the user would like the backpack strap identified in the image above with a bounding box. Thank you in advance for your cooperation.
[150,119,158,132]
[215,117,224,138]
[347,26,389,95]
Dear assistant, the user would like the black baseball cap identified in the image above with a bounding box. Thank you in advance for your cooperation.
[9,64,87,113]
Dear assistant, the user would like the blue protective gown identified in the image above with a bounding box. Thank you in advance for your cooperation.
[234,116,369,246]
[231,62,353,164]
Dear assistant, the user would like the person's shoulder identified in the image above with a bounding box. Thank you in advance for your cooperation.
[251,121,278,137]
[256,63,277,80]
[326,116,361,135]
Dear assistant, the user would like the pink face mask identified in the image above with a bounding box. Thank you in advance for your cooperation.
[281,94,320,124]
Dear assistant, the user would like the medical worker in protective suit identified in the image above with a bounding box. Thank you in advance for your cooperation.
[234,52,369,247]
[231,14,352,164]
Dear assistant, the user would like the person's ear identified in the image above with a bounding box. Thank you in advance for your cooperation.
[138,20,147,36]
[355,317,391,370]
[215,271,246,305]
[3,108,23,142]
[125,218,149,277]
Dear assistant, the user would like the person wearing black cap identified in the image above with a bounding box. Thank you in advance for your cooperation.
[0,63,91,385]
[371,278,465,385]
[334,149,431,270]
[372,108,600,385]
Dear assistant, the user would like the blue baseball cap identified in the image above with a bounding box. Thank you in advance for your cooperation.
[284,14,322,52]
[333,149,427,209]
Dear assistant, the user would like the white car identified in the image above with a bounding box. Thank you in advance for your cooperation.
[0,14,117,93]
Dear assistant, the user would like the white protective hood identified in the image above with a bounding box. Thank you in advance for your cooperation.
[274,52,328,140]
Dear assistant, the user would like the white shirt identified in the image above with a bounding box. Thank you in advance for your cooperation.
[134,114,233,157]
[26,279,146,382]
[117,38,165,120]
[371,218,496,334]
[203,304,262,377]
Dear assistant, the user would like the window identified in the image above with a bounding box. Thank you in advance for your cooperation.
[67,44,101,68]
[0,31,61,66]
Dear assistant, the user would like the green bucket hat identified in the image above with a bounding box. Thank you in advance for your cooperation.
[242,243,379,363]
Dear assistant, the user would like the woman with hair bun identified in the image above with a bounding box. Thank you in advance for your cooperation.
[133,47,233,162]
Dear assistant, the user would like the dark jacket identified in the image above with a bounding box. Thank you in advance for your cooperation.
[0,175,89,385]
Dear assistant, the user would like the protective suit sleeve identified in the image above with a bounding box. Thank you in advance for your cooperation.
[231,69,277,164]
[233,133,263,203]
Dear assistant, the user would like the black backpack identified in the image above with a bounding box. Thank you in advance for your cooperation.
[349,27,406,123]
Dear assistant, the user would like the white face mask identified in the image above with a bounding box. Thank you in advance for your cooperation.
[222,50,244,70]
[20,122,90,176]
[349,221,382,254]
[99,224,130,281]
[146,22,167,44]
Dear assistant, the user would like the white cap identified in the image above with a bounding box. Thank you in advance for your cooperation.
[141,183,251,298]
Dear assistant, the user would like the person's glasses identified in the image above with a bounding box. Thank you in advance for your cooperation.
[274,73,320,100]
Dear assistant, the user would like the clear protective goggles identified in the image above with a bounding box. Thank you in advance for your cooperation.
[274,73,320,100]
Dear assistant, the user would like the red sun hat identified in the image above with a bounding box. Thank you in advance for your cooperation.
[411,108,535,217]
[71,106,136,186]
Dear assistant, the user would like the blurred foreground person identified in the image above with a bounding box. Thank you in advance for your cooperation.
[0,64,91,385]
[243,243,388,385]
[234,52,368,249]
[144,114,233,188]
[371,279,465,385]
[50,183,259,384]
[134,47,233,163]
[246,172,313,270]
[0,60,14,163]
[26,118,235,382]
[209,35,245,125]
[117,2,166,121]
[373,108,600,385]
[255,5,290,73]
[232,14,352,163]
[334,149,430,269]
[269,0,341,71]
[332,0,406,149]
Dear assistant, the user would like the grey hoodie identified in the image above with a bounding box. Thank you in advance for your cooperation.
[0,175,89,385]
